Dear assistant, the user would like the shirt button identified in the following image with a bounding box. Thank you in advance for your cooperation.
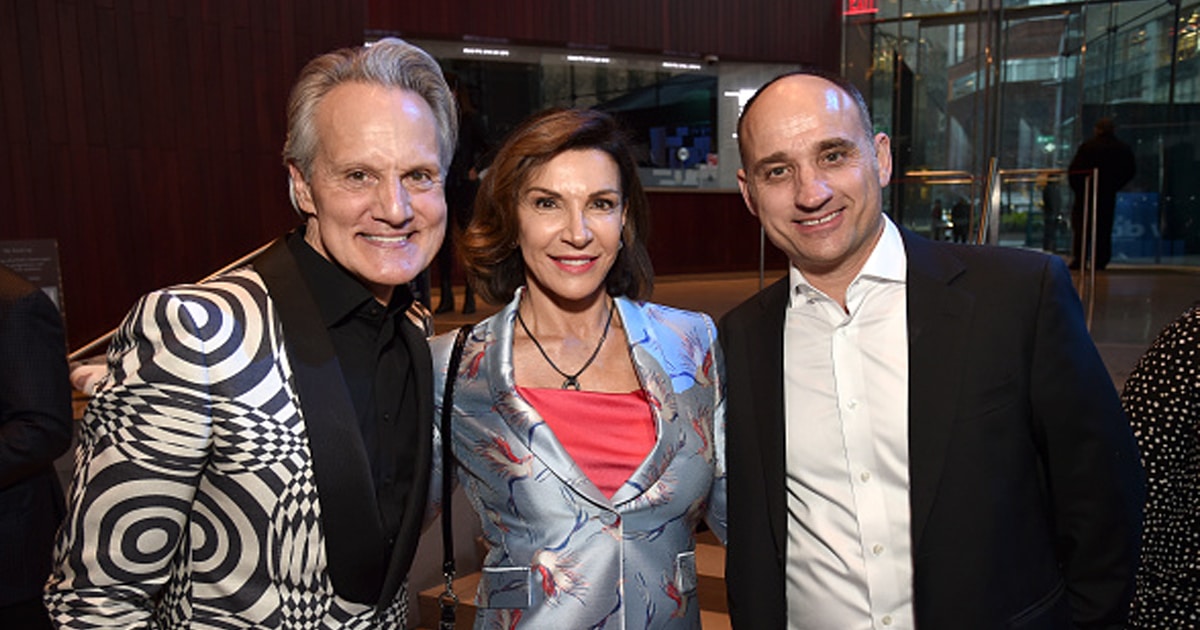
[882,615,893,626]
[847,399,858,410]
[872,543,884,556]
[860,471,871,482]
[600,512,619,526]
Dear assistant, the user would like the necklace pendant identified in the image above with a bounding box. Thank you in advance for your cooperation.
[562,376,581,390]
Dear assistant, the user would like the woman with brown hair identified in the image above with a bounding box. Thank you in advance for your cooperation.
[431,108,726,629]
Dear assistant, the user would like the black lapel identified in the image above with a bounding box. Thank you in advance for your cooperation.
[253,237,388,605]
[901,229,972,552]
[752,277,789,558]
[376,313,434,607]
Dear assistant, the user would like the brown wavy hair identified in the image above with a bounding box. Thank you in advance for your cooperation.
[460,108,653,304]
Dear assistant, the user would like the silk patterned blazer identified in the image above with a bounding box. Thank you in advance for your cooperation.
[45,238,434,629]
[431,292,727,629]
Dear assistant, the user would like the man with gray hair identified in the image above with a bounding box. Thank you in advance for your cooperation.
[46,38,456,628]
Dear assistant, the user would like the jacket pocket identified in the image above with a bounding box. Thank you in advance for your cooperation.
[675,550,697,595]
[477,566,530,609]
[960,375,1018,421]
[1007,579,1066,628]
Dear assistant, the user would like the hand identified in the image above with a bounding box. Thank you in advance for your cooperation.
[69,362,106,396]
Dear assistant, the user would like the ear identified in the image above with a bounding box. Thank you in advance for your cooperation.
[737,168,760,218]
[873,133,893,188]
[287,163,316,217]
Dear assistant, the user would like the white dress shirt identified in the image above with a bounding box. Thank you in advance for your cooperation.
[784,218,915,630]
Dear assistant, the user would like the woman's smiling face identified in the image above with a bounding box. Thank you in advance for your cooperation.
[517,148,626,307]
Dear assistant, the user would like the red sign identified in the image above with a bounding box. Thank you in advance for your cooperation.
[845,0,878,16]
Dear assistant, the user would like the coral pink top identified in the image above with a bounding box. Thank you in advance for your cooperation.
[517,386,656,498]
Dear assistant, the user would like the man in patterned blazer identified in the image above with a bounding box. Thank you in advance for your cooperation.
[46,38,457,628]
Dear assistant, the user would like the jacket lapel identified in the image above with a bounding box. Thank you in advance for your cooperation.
[253,237,388,605]
[750,278,790,559]
[902,230,972,553]
[485,295,611,507]
[609,298,682,506]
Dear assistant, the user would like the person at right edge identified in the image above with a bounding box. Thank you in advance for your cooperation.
[1122,304,1200,628]
[1067,117,1135,271]
[720,69,1145,629]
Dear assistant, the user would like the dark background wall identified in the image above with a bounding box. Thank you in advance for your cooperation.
[2,0,839,351]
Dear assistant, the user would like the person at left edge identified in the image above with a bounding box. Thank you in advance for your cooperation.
[45,38,456,629]
[0,263,72,630]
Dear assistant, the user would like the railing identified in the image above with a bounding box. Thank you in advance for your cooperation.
[904,164,1099,329]
[984,165,1099,328]
[67,241,276,363]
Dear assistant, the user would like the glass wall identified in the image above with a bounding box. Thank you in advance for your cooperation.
[846,0,1200,266]
[393,38,795,191]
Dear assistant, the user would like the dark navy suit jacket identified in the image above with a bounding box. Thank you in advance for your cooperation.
[719,228,1145,629]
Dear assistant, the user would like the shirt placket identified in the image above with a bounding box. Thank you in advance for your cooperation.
[831,284,907,629]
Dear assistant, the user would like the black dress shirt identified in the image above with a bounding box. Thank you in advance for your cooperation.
[288,232,418,542]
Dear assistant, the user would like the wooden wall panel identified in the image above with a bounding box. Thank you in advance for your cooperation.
[1,0,365,351]
[646,191,790,275]
[5,0,827,351]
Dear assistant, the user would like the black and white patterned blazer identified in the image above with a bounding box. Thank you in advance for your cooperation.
[46,236,435,628]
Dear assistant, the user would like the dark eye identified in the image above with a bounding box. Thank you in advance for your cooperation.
[763,165,789,180]
[533,197,558,209]
[821,150,847,164]
[591,198,617,210]
[348,170,369,182]
[404,170,438,192]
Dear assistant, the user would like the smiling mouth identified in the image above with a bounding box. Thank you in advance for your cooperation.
[797,210,842,227]
[552,256,597,267]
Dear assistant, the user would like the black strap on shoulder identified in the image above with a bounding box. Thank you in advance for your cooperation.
[439,324,472,628]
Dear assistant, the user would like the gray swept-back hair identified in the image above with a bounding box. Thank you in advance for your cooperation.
[282,37,458,181]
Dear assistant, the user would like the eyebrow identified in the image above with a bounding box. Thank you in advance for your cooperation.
[523,186,622,197]
[750,151,791,174]
[816,137,859,154]
[752,137,861,172]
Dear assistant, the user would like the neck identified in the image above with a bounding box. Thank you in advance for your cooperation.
[518,287,613,338]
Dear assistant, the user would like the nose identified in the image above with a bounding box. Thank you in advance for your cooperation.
[377,175,415,224]
[794,169,834,210]
[562,207,593,247]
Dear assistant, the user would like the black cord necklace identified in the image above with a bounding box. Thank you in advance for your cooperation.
[517,298,616,390]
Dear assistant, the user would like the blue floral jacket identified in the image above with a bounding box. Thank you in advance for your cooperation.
[430,292,727,629]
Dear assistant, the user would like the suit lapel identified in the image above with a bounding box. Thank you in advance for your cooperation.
[750,278,789,557]
[902,230,972,552]
[253,237,388,605]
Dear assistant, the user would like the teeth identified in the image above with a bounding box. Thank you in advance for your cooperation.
[365,235,409,243]
[799,211,840,226]
[557,259,592,266]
